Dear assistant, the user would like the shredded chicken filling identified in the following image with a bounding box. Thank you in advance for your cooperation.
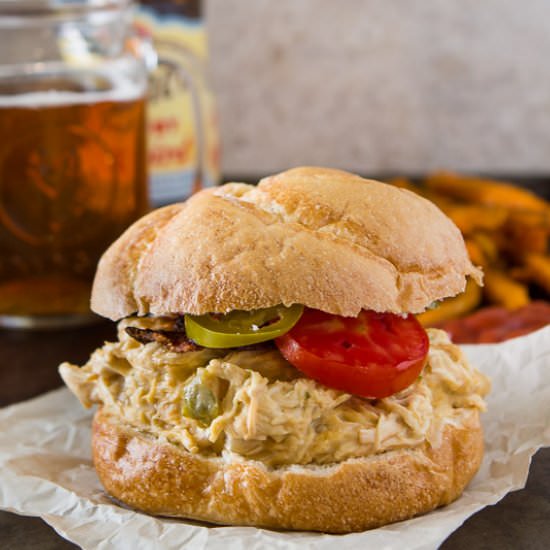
[60,317,490,468]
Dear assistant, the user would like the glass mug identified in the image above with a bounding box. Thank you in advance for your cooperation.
[0,0,208,329]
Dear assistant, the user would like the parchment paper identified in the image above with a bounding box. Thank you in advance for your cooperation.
[1,326,549,550]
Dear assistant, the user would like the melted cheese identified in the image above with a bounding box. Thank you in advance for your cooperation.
[60,318,490,467]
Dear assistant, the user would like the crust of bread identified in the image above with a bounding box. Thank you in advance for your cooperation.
[93,408,484,533]
[91,167,481,320]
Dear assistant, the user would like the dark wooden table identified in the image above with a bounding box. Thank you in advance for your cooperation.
[0,323,548,549]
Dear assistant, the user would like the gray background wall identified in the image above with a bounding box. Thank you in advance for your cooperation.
[207,0,550,177]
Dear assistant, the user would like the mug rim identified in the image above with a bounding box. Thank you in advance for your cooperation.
[0,0,132,13]
[0,0,132,28]
[0,0,132,19]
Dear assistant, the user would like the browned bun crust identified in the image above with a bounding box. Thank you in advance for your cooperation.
[91,167,481,320]
[93,408,484,533]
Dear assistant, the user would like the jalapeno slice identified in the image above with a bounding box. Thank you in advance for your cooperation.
[184,304,304,348]
[182,381,219,425]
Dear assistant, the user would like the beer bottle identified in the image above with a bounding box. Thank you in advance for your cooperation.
[135,0,220,205]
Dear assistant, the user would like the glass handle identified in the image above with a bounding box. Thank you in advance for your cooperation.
[156,42,209,196]
[128,34,210,197]
[159,54,207,195]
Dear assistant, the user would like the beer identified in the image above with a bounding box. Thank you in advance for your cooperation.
[0,69,148,325]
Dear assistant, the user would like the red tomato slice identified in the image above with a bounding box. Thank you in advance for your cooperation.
[275,308,429,399]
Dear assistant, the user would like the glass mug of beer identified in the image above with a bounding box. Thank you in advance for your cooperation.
[0,0,150,328]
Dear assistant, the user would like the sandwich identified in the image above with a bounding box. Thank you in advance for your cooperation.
[59,166,490,533]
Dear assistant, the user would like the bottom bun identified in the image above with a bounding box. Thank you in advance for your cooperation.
[93,409,484,533]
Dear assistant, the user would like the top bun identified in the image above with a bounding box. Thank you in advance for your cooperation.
[91,167,482,320]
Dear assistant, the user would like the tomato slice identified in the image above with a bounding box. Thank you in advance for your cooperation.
[275,308,429,399]
[185,304,304,348]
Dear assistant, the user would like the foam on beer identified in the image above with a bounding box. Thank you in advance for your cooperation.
[0,62,146,107]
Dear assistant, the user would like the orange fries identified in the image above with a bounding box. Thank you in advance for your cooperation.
[424,171,549,212]
[389,173,550,327]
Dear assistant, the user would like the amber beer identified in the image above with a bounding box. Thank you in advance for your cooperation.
[0,70,148,325]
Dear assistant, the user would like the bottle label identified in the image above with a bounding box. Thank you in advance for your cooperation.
[134,6,220,205]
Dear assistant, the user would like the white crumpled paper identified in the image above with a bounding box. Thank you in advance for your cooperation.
[1,326,549,550]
